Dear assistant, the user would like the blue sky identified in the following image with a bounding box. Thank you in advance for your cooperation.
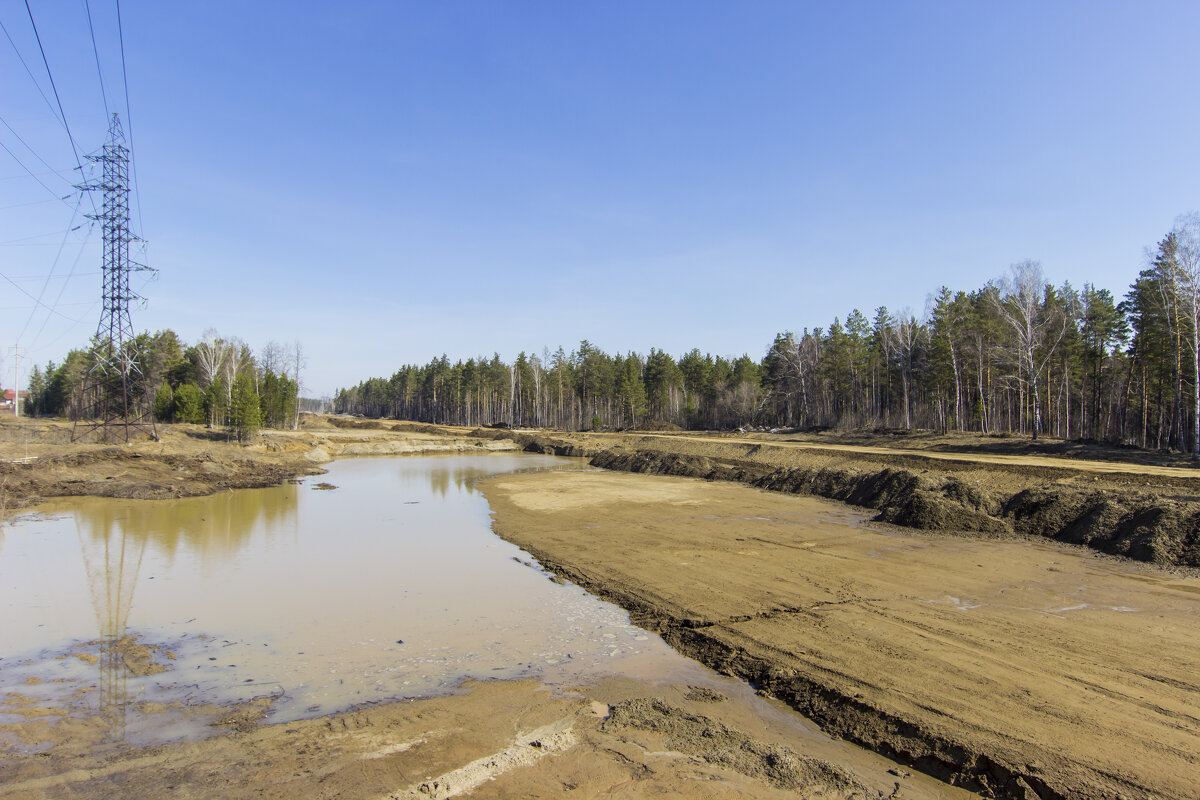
[2,1,1198,396]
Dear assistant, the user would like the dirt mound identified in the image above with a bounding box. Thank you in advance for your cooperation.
[507,432,594,458]
[628,420,683,432]
[1003,488,1200,566]
[326,417,385,430]
[388,421,448,435]
[590,448,747,483]
[574,435,1200,568]
[592,449,1010,537]
[604,698,869,795]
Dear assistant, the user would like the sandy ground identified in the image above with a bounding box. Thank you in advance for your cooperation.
[1,415,973,800]
[5,415,1200,798]
[487,428,1200,568]
[0,667,970,800]
[480,469,1200,799]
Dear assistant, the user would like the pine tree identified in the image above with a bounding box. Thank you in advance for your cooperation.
[229,374,262,443]
[153,380,175,422]
[173,383,205,424]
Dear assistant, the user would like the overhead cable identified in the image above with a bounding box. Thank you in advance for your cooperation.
[0,138,69,202]
[22,0,98,216]
[18,194,85,343]
[84,0,111,119]
[0,17,60,124]
[115,0,144,237]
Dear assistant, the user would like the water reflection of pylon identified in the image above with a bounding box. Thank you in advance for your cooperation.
[76,510,147,744]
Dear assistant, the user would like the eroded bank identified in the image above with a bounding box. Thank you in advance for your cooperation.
[480,468,1200,800]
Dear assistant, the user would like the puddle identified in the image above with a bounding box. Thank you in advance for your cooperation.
[0,454,716,747]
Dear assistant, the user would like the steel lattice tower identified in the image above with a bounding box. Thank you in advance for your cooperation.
[73,113,156,443]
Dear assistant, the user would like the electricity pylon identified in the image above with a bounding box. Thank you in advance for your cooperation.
[73,113,156,443]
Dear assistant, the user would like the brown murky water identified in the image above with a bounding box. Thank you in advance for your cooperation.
[0,455,717,747]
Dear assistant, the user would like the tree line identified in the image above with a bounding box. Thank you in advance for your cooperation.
[334,217,1200,452]
[25,330,304,442]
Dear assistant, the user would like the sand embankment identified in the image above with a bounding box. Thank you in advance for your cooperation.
[481,468,1200,800]
[481,428,1200,568]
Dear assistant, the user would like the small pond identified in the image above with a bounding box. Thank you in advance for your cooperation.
[0,454,708,746]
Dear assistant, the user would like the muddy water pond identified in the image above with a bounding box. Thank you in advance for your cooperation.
[0,454,713,747]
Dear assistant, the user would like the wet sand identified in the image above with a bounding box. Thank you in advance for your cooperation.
[480,469,1200,799]
[0,663,975,799]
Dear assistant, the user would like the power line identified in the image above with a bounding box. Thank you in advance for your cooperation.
[0,17,60,125]
[0,268,89,323]
[0,196,70,211]
[0,113,78,199]
[4,271,100,280]
[22,0,98,218]
[115,0,144,238]
[29,297,98,356]
[0,168,71,181]
[18,195,84,343]
[0,227,85,246]
[23,0,84,170]
[84,0,112,119]
[31,227,98,350]
[0,138,68,202]
[0,302,92,311]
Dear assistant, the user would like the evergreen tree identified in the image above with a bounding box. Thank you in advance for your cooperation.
[229,374,262,443]
[153,380,175,422]
[173,382,205,424]
[618,354,647,427]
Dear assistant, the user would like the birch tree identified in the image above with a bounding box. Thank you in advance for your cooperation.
[195,329,228,427]
[889,311,922,430]
[1174,213,1200,458]
[195,329,226,389]
[292,339,306,429]
[993,261,1066,440]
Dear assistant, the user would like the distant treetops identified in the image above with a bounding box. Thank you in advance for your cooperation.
[26,330,303,442]
[335,217,1200,453]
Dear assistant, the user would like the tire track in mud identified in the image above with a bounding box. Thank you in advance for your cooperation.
[493,533,1070,800]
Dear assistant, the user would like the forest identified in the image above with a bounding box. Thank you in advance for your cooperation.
[24,331,303,440]
[335,217,1200,453]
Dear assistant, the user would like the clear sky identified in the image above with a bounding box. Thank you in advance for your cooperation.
[2,1,1199,397]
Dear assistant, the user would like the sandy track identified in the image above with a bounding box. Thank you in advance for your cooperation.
[488,428,1200,567]
[651,433,1200,479]
[481,469,1200,800]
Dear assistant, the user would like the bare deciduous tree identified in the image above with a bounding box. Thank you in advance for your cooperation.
[195,329,226,389]
[291,339,306,429]
[889,310,922,430]
[260,340,284,378]
[1174,213,1200,458]
[992,261,1066,440]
